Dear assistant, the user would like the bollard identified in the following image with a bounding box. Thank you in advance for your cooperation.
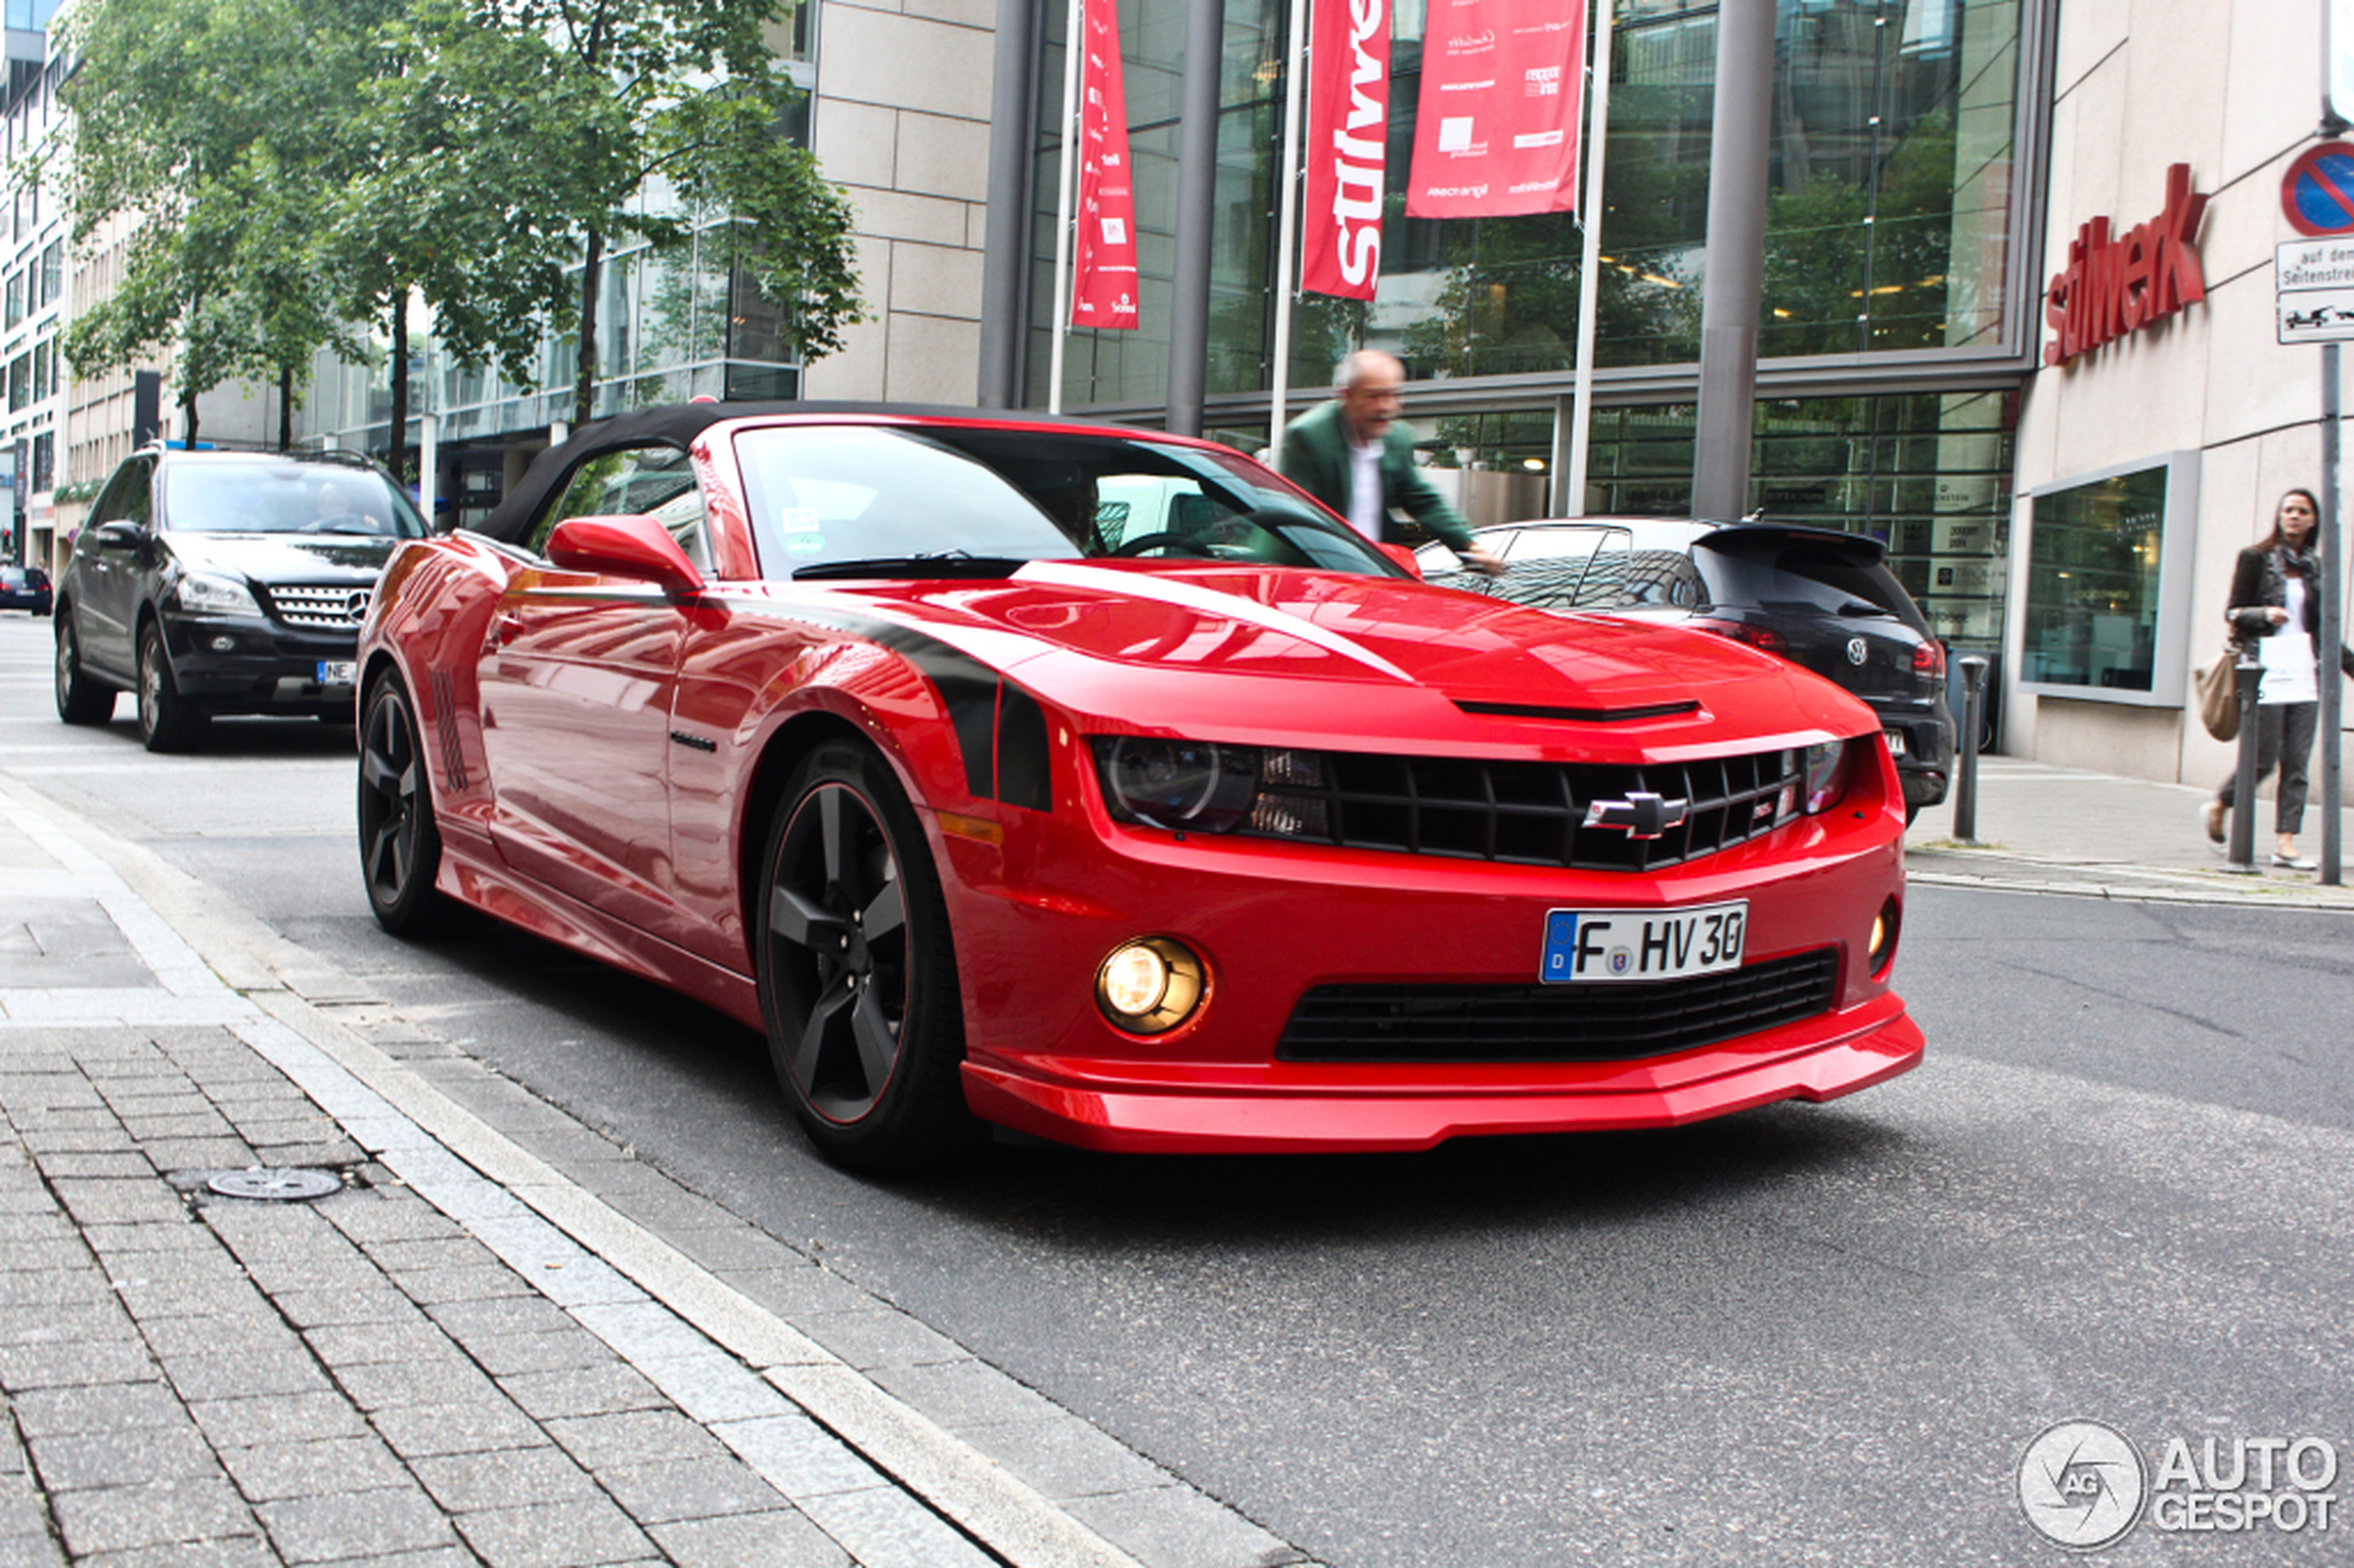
[1951,655,1990,842]
[2224,653,2263,873]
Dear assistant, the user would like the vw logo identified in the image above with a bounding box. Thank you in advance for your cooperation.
[1845,637,1868,666]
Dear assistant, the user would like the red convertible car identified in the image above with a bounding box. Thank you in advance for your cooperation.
[357,403,1922,1171]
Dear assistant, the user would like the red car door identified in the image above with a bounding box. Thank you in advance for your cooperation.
[476,573,690,940]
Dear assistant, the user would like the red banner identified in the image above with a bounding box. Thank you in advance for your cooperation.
[1301,0,1390,300]
[1071,0,1140,330]
[1404,0,1587,220]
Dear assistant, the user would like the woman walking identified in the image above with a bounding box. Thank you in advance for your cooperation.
[2205,488,2354,867]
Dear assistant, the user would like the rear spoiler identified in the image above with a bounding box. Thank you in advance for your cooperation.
[1691,522,1887,568]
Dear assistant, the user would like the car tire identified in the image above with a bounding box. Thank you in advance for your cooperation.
[357,670,447,935]
[135,621,208,752]
[755,740,980,1174]
[54,613,116,725]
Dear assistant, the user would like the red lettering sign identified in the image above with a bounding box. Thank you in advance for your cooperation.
[2044,164,2207,366]
[1301,0,1389,301]
[1070,0,1140,331]
[1404,0,1587,220]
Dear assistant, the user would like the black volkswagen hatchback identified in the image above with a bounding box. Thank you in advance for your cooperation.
[53,448,427,751]
[1422,517,1955,820]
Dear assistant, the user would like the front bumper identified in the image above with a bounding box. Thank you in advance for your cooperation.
[939,761,1918,1154]
[965,993,1923,1153]
[162,613,361,715]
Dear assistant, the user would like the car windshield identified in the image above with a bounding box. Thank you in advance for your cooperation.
[162,461,428,538]
[734,425,1399,579]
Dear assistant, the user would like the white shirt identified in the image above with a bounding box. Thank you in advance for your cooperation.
[2262,575,2319,704]
[1345,434,1385,542]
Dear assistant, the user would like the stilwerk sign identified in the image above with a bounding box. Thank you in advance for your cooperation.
[2043,163,2209,367]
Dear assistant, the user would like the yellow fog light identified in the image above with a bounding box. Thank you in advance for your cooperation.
[1868,896,1900,976]
[1095,937,1206,1035]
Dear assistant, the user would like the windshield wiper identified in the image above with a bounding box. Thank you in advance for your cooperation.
[792,552,1031,581]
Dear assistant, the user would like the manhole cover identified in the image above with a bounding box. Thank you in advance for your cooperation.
[206,1169,343,1202]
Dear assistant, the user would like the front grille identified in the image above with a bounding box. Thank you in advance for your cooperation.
[270,584,373,629]
[1240,746,1802,871]
[1277,949,1839,1063]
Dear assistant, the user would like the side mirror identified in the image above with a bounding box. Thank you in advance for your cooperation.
[95,521,142,550]
[545,514,704,597]
[1379,542,1424,579]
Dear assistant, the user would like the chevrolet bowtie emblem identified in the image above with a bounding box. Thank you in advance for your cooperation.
[1583,790,1690,840]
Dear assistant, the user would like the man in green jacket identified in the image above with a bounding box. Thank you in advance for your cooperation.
[1276,350,1505,575]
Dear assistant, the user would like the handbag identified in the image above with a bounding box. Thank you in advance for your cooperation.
[2195,648,2240,742]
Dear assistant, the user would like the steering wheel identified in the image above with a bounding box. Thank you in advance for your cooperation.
[299,512,358,535]
[1110,531,1218,559]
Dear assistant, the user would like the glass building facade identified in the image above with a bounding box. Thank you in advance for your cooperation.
[1019,0,2046,651]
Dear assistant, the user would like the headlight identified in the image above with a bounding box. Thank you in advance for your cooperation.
[176,572,262,617]
[1092,738,1343,839]
[1092,738,1260,831]
[1802,740,1854,814]
[1774,740,1859,821]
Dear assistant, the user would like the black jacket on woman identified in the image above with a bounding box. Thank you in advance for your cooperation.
[2226,543,2354,677]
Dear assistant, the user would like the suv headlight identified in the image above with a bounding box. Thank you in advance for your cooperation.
[176,572,262,617]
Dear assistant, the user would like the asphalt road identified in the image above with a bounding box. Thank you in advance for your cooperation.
[4,611,2350,1567]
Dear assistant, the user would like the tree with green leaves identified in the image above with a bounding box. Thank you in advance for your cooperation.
[56,0,361,448]
[399,0,863,429]
[323,0,617,482]
[57,0,862,472]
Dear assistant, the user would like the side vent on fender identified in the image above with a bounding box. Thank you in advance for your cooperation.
[995,682,1052,812]
[429,669,469,792]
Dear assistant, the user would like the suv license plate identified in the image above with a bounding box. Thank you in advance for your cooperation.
[1882,727,1907,756]
[317,661,357,687]
[1540,902,1747,983]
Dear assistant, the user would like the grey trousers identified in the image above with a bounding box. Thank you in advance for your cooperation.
[2217,701,2321,833]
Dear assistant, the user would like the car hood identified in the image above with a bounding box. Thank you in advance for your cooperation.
[753,562,1877,756]
[166,531,399,582]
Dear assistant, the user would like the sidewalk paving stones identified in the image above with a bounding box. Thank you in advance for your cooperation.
[0,776,1306,1566]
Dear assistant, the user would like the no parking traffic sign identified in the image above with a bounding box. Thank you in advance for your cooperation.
[2284,144,2354,236]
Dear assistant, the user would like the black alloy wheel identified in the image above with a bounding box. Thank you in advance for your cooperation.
[756,740,976,1172]
[53,614,116,725]
[135,621,208,752]
[358,671,446,934]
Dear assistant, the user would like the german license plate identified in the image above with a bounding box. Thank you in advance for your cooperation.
[1539,901,1747,983]
[1882,727,1907,756]
[316,661,357,687]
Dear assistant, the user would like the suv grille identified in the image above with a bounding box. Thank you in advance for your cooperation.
[270,585,373,629]
[1276,950,1839,1063]
[1241,746,1803,871]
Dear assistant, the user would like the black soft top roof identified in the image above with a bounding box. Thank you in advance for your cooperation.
[471,399,1144,547]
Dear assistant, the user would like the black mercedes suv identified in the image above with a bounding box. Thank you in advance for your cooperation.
[53,447,428,751]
